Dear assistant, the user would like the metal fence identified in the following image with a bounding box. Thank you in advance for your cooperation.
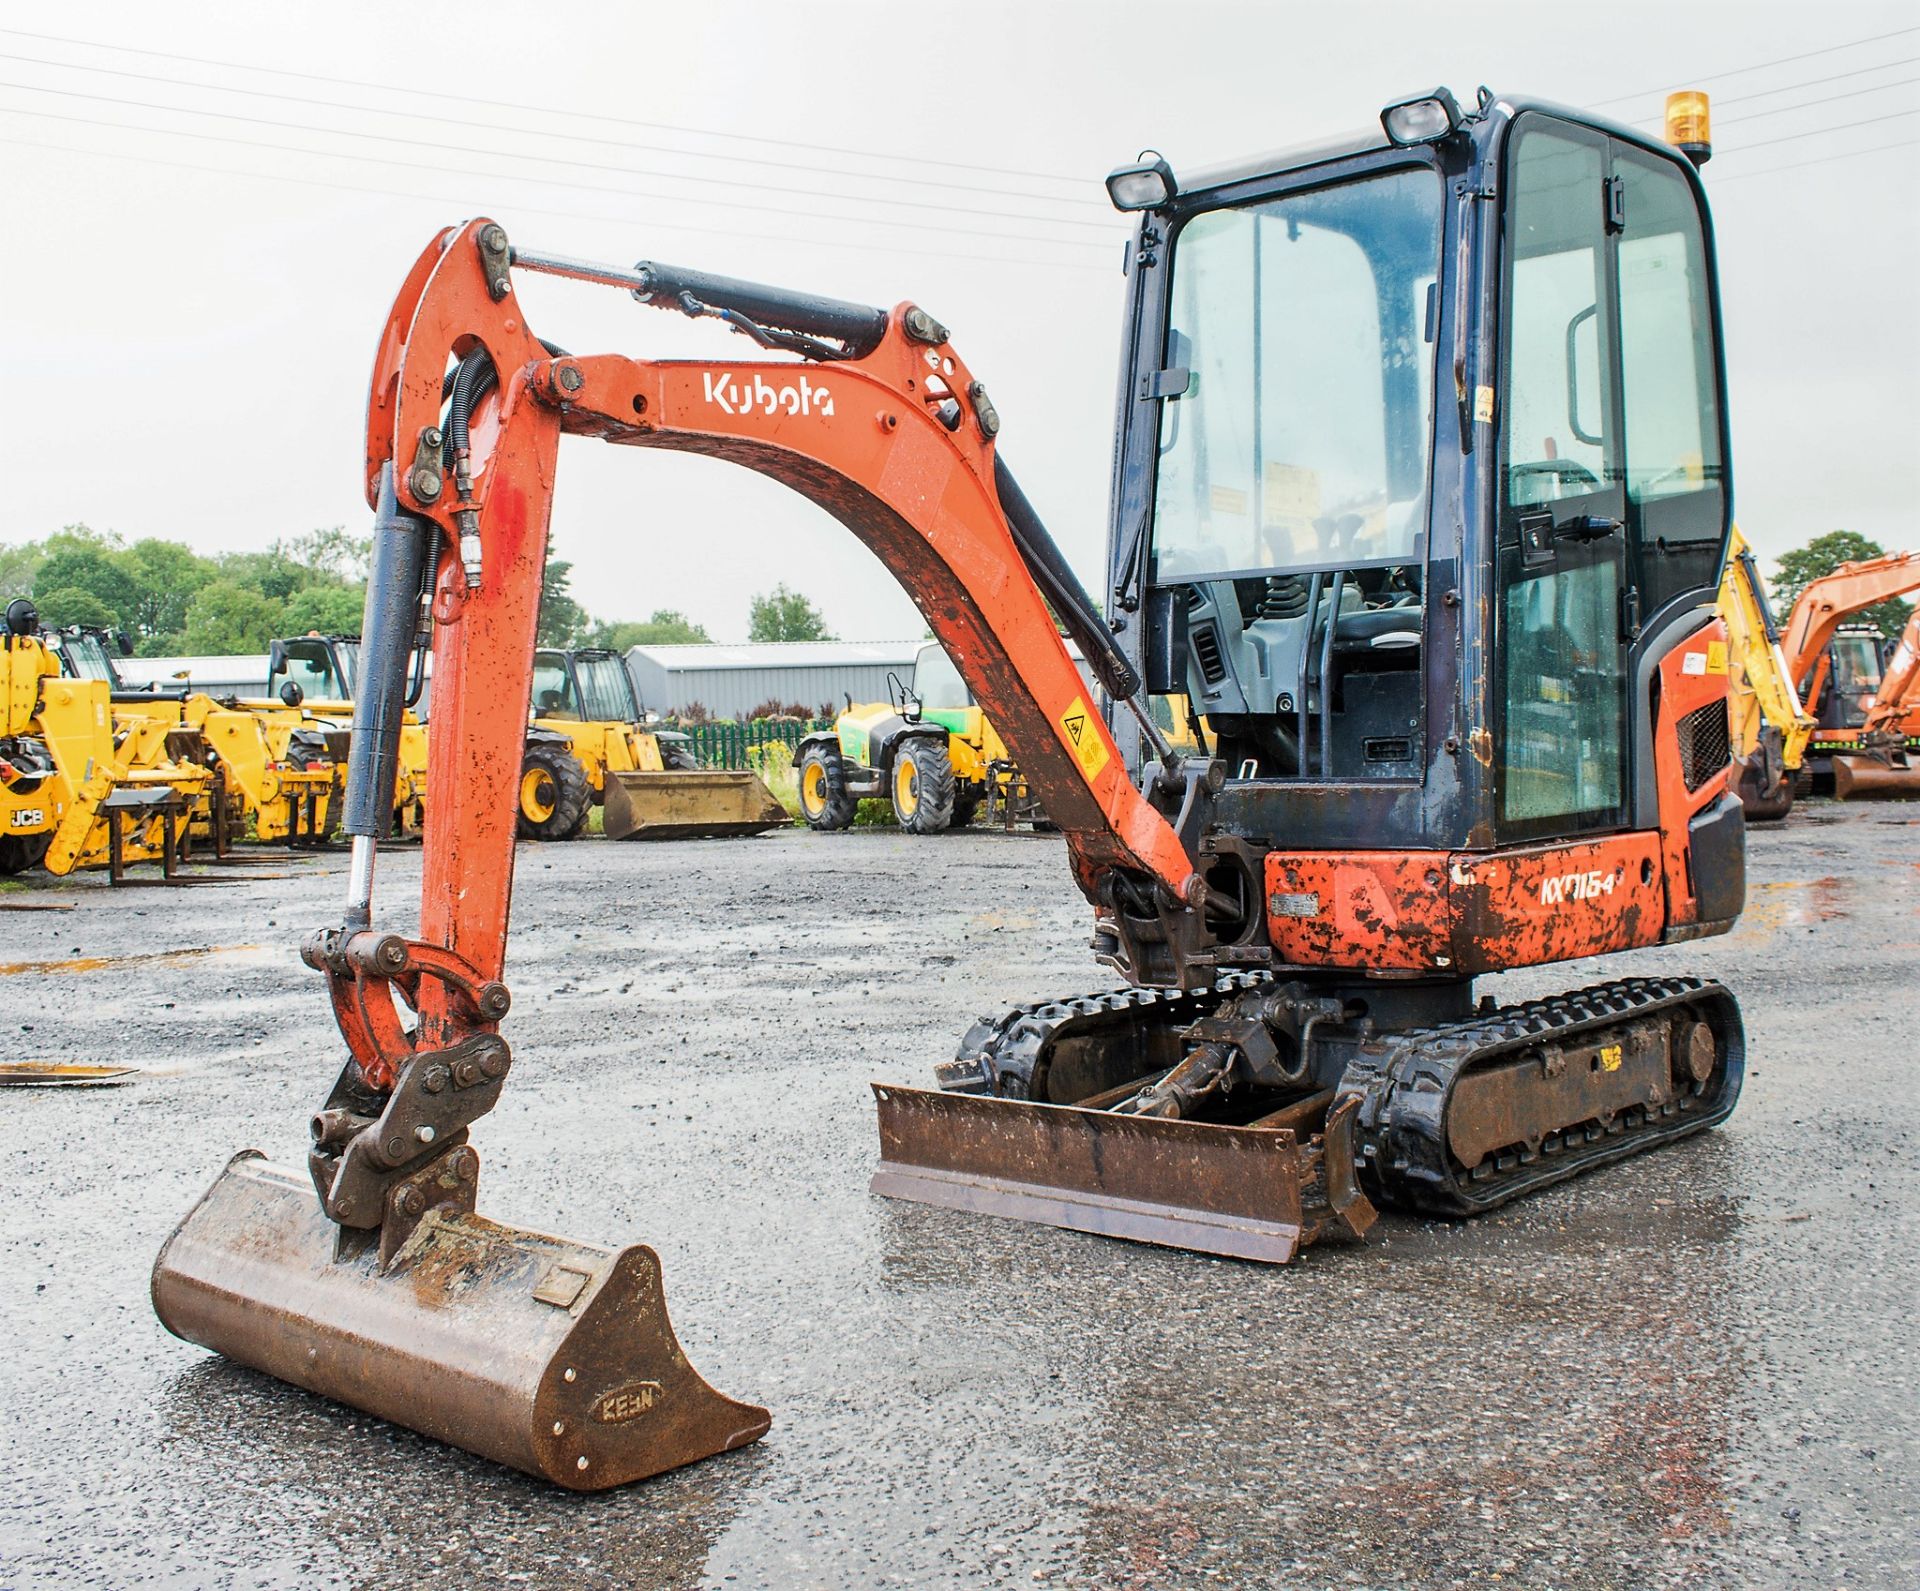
[678,718,833,770]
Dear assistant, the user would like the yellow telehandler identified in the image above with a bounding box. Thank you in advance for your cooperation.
[521,647,787,840]
[1,604,211,879]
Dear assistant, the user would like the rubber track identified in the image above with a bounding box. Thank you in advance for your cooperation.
[938,974,1269,1099]
[1339,975,1745,1218]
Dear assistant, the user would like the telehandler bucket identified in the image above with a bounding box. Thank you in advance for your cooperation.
[153,1153,770,1489]
[870,1084,1375,1264]
[603,768,789,841]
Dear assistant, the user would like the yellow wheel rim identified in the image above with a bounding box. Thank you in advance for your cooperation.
[801,761,827,814]
[894,756,918,817]
[520,767,556,822]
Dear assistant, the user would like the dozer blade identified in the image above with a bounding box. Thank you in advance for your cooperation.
[152,1153,770,1490]
[871,1084,1371,1264]
[1832,753,1920,799]
[602,769,790,841]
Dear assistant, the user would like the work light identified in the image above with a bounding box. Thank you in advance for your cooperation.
[1380,88,1462,146]
[1106,153,1177,212]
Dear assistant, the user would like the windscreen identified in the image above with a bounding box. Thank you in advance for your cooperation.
[62,633,117,682]
[276,640,351,700]
[1151,166,1443,583]
[576,655,638,722]
[530,652,577,718]
[912,644,971,709]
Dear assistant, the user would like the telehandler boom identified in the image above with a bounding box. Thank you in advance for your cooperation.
[156,87,1747,1490]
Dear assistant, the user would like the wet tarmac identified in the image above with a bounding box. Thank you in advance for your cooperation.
[0,804,1913,1589]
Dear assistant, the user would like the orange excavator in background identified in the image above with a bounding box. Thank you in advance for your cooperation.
[154,88,1748,1489]
[1777,551,1920,797]
[1825,608,1920,796]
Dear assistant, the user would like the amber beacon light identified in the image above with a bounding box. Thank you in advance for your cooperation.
[1665,90,1712,166]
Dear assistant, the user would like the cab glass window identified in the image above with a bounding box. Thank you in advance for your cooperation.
[1152,166,1443,582]
[530,654,577,718]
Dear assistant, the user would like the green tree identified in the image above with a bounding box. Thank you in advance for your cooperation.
[748,583,834,643]
[34,585,117,630]
[587,610,712,649]
[181,579,282,654]
[33,525,138,629]
[0,540,43,601]
[282,585,367,636]
[283,525,371,583]
[537,551,588,646]
[1774,531,1914,640]
[122,538,214,640]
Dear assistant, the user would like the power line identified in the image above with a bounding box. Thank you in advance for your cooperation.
[0,23,1095,190]
[0,78,1119,240]
[0,102,1113,260]
[1707,54,1920,108]
[0,47,1113,214]
[0,134,1112,277]
[1707,133,1920,183]
[1729,103,1920,154]
[1590,24,1920,105]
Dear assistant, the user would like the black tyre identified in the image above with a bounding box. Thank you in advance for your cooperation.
[0,831,50,875]
[891,737,955,834]
[516,743,591,841]
[797,743,857,831]
[950,787,983,829]
[659,739,702,772]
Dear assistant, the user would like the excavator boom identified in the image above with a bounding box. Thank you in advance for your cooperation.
[153,218,1209,1488]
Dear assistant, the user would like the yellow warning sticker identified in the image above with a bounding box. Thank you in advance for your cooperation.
[1599,1043,1623,1073]
[1473,385,1495,425]
[1059,695,1111,781]
[1705,640,1728,675]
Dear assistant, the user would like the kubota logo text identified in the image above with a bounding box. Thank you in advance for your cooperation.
[1538,869,1616,905]
[702,371,835,418]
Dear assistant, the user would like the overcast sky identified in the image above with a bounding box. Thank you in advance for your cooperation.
[4,0,1916,642]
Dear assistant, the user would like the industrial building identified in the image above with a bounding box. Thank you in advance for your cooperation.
[623,640,924,721]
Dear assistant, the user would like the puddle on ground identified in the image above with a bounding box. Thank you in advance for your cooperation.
[0,943,267,977]
[1731,877,1851,940]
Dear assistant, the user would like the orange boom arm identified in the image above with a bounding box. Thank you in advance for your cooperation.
[340,220,1200,1087]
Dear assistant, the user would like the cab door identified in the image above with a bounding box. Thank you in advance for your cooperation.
[1497,119,1631,839]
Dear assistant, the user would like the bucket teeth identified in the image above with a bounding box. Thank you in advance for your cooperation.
[153,1152,769,1489]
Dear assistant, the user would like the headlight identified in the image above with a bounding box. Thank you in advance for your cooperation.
[1380,88,1462,146]
[1105,153,1177,212]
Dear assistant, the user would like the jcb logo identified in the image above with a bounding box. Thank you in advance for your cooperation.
[702,370,835,419]
[1538,869,1615,906]
[9,808,44,828]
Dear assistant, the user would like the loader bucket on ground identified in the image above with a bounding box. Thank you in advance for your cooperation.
[152,1152,770,1490]
[602,769,790,841]
[870,1084,1372,1264]
[1832,753,1920,799]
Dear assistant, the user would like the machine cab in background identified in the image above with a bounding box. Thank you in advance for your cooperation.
[1111,93,1732,862]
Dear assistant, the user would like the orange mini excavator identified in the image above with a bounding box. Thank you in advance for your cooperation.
[1778,551,1920,796]
[155,88,1747,1488]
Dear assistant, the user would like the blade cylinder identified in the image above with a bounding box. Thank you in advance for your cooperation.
[152,1153,769,1490]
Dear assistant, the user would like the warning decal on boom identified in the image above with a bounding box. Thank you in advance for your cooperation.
[1058,696,1110,780]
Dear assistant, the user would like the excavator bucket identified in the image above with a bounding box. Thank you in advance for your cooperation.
[1833,752,1920,799]
[152,1153,771,1489]
[870,1085,1375,1264]
[602,768,789,841]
